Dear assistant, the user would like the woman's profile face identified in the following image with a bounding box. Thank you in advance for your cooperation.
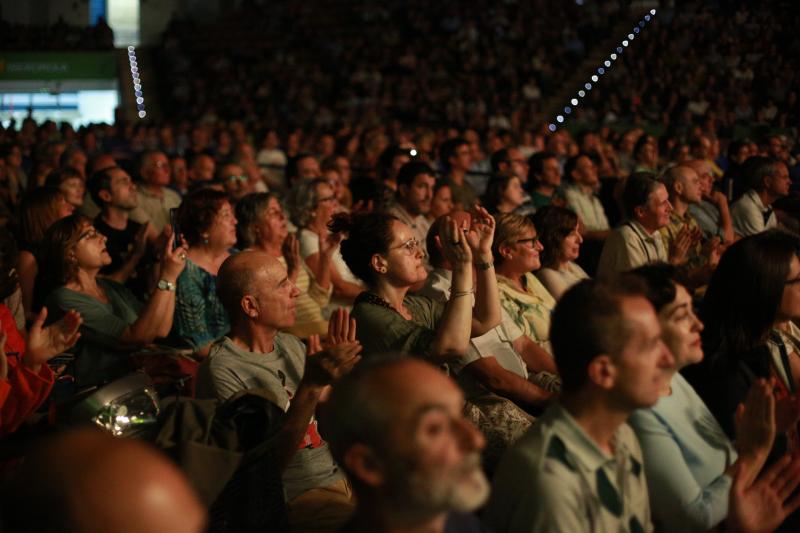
[60,177,85,207]
[312,182,338,226]
[778,255,800,322]
[72,223,111,271]
[430,186,453,219]
[207,201,238,248]
[380,220,427,287]
[255,197,288,244]
[559,224,583,263]
[502,177,525,208]
[658,283,704,370]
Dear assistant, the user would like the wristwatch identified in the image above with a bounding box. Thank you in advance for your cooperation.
[157,279,176,291]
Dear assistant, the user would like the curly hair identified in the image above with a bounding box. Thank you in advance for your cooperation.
[177,188,230,246]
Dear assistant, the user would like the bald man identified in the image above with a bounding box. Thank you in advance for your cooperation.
[4,428,205,533]
[197,250,361,531]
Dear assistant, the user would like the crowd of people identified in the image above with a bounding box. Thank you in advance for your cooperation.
[2,1,800,532]
[2,107,800,532]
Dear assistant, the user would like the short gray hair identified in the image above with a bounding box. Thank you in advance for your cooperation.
[289,178,328,228]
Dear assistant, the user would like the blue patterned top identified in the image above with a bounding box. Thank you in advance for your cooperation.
[172,257,231,350]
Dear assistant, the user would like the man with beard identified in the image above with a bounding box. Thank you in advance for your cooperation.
[387,162,436,262]
[89,166,157,288]
[485,279,675,532]
[323,356,491,533]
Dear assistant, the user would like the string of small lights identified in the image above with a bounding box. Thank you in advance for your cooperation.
[548,9,656,132]
[127,46,146,119]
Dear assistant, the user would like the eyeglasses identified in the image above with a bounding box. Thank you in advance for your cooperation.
[226,175,248,182]
[78,228,103,242]
[515,236,540,247]
[389,237,421,255]
[151,161,169,169]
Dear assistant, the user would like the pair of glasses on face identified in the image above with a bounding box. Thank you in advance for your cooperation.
[226,175,248,182]
[316,195,337,205]
[78,228,103,242]
[515,236,540,247]
[390,237,421,254]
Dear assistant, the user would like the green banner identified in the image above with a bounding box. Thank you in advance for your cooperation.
[0,52,116,80]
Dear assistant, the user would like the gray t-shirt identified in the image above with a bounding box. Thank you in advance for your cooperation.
[196,334,342,501]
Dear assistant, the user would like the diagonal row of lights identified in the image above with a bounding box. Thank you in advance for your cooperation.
[127,46,146,119]
[549,8,657,132]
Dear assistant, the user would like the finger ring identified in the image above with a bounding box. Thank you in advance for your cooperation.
[179,253,187,260]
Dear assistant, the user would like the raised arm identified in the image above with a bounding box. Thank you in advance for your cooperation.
[120,231,187,345]
[466,206,501,336]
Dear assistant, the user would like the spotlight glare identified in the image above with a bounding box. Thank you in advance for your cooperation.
[578,90,586,97]
[650,9,656,15]
[604,60,611,67]
[645,14,651,21]
[548,124,557,132]
[564,107,572,114]
[610,53,617,60]
[571,98,579,105]
[628,33,634,40]
[136,97,144,104]
[585,82,592,90]
[138,110,147,118]
[591,75,599,82]
[617,46,623,53]
[622,40,629,47]
[598,67,605,75]
[556,115,564,123]
[127,46,135,52]
[634,26,641,33]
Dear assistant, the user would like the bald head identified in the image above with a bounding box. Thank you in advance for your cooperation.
[5,429,205,533]
[217,250,287,324]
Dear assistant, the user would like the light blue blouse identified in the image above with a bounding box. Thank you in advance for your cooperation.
[629,372,737,532]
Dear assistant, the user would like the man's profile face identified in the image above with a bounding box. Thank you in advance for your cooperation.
[639,184,672,229]
[250,261,300,329]
[378,361,489,514]
[608,297,674,409]
[767,162,791,198]
[539,157,562,187]
[402,173,435,215]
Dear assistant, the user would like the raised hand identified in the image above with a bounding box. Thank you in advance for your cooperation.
[734,379,776,486]
[283,233,302,284]
[319,227,342,260]
[326,308,358,346]
[466,205,496,258]
[436,216,472,268]
[25,307,82,371]
[160,228,188,282]
[304,342,362,387]
[669,225,692,265]
[727,454,800,533]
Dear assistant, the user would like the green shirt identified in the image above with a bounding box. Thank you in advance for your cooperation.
[486,403,653,533]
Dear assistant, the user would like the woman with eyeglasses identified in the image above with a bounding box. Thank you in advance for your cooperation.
[172,188,238,356]
[493,213,557,354]
[290,178,364,313]
[331,207,501,361]
[38,214,186,388]
[531,206,589,301]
